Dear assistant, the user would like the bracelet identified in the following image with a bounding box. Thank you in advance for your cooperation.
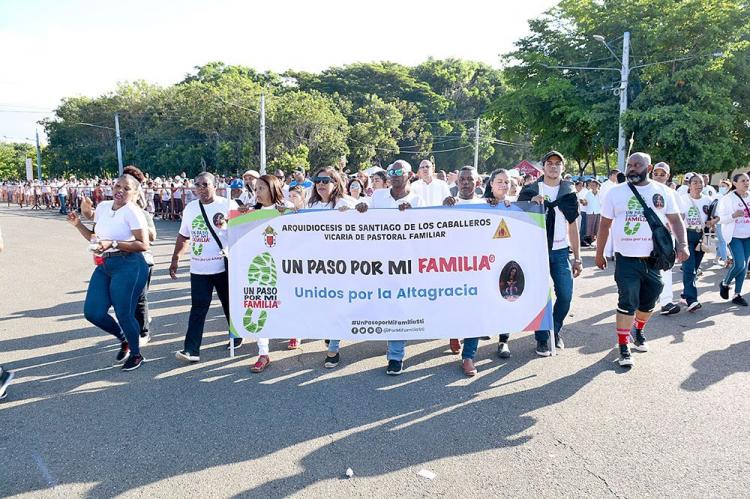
[573,259,583,264]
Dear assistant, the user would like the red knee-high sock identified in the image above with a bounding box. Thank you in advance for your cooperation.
[617,328,630,346]
[633,317,647,332]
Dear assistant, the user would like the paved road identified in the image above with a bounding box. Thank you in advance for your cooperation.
[1,205,748,498]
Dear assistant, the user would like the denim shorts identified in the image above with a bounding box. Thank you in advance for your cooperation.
[614,253,664,315]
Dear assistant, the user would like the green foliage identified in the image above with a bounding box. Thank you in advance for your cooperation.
[489,0,750,174]
[0,142,39,179]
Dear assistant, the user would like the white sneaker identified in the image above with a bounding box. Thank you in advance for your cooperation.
[175,350,199,363]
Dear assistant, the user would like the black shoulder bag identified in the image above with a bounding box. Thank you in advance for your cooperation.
[627,183,676,271]
[199,202,229,273]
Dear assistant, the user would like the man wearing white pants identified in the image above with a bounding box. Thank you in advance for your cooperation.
[652,162,681,315]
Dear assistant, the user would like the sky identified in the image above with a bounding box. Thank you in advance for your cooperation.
[0,0,558,144]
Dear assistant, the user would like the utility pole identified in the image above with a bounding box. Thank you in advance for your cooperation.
[114,113,124,176]
[35,129,43,180]
[616,31,630,172]
[259,93,267,175]
[473,117,480,169]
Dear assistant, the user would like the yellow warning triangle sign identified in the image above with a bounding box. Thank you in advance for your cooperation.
[493,218,511,239]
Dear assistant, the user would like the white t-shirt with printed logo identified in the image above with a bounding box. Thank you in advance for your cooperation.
[179,196,238,275]
[718,191,750,240]
[601,182,679,257]
[678,194,712,229]
[539,184,570,250]
[455,196,485,205]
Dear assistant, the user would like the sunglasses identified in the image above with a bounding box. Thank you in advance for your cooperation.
[387,169,405,177]
[313,176,333,184]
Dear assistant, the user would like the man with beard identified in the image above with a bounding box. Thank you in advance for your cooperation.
[518,151,583,356]
[596,153,689,368]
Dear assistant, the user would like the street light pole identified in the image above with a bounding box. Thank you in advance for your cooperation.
[616,32,630,172]
[114,113,124,176]
[35,129,43,180]
[259,93,266,175]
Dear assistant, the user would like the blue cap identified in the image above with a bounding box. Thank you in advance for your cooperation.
[230,179,244,189]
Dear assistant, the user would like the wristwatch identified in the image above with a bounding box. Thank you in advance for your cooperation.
[112,240,119,249]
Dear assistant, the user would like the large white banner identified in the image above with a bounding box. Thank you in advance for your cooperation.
[228,203,552,340]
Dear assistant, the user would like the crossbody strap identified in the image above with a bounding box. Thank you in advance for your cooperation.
[198,201,223,251]
[627,183,666,231]
[734,191,750,217]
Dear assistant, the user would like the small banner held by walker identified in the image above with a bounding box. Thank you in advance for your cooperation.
[228,203,552,340]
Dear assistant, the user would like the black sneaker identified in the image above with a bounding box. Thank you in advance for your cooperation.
[497,342,511,359]
[686,301,702,312]
[632,330,649,352]
[732,295,749,306]
[719,281,730,300]
[554,333,564,350]
[226,337,244,350]
[115,342,130,364]
[386,360,404,375]
[324,352,340,369]
[660,303,680,315]
[618,344,633,367]
[122,354,144,371]
[0,369,14,400]
[536,340,551,357]
[175,350,200,363]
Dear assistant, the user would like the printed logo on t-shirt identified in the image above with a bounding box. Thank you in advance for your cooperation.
[652,193,665,209]
[191,215,210,255]
[624,196,644,236]
[686,206,701,227]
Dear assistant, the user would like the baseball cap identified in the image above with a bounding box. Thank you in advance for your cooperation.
[653,162,670,174]
[229,179,244,189]
[542,150,566,165]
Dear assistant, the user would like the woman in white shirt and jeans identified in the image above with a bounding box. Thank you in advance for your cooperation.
[718,173,750,306]
[67,174,150,371]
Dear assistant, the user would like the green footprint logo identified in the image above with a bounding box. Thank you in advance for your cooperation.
[191,216,208,256]
[243,308,268,334]
[248,252,277,287]
[624,196,642,235]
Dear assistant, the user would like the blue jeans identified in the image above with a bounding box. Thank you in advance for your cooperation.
[716,225,728,260]
[327,339,340,353]
[681,230,705,305]
[462,338,480,360]
[387,340,405,361]
[58,194,68,214]
[84,253,148,355]
[535,247,573,342]
[724,236,750,294]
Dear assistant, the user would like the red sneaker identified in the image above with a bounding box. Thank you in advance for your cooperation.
[250,355,270,373]
[287,338,299,350]
[449,339,461,354]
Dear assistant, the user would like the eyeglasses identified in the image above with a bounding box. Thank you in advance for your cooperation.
[194,182,212,188]
[387,169,405,177]
[313,176,332,184]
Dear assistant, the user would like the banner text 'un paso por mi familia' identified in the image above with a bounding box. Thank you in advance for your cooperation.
[228,203,552,340]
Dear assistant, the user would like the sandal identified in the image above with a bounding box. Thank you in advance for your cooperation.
[250,355,270,373]
[462,359,477,377]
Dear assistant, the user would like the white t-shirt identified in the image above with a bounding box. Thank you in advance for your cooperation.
[679,194,712,229]
[539,183,570,250]
[179,197,238,275]
[598,179,617,203]
[718,191,750,240]
[239,190,256,207]
[454,196,485,205]
[410,178,451,207]
[94,201,147,243]
[370,189,425,209]
[677,185,689,195]
[584,190,601,214]
[601,182,679,257]
[308,197,356,210]
[702,185,717,199]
